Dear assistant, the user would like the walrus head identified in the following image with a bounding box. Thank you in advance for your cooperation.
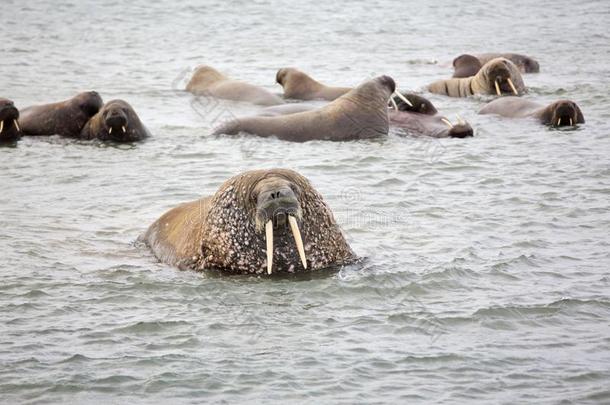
[74,91,104,119]
[480,58,525,96]
[0,98,21,142]
[452,54,483,78]
[544,100,585,127]
[200,169,356,274]
[391,92,438,115]
[97,100,147,142]
[186,65,226,92]
[512,55,540,73]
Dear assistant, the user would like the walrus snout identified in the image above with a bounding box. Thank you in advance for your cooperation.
[105,109,128,128]
[0,102,19,121]
[256,186,300,233]
[551,100,584,127]
[449,123,474,138]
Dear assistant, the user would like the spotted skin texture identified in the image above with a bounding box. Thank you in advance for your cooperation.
[143,169,356,274]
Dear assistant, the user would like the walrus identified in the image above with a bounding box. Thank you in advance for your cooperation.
[142,169,356,274]
[429,57,525,97]
[276,68,352,101]
[389,93,473,138]
[257,103,319,117]
[478,97,584,127]
[186,65,283,106]
[0,98,22,142]
[19,91,103,137]
[452,53,540,78]
[212,75,396,142]
[80,100,150,141]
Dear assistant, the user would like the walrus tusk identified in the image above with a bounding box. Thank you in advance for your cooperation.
[122,126,126,133]
[507,78,518,95]
[558,118,562,126]
[494,80,501,96]
[0,120,3,133]
[440,117,453,129]
[456,114,465,125]
[14,120,20,131]
[266,220,273,274]
[389,96,398,111]
[288,216,307,269]
[570,118,573,126]
[393,91,413,107]
[109,127,113,134]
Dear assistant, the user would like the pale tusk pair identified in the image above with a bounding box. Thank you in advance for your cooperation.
[265,216,307,274]
[109,126,127,135]
[393,91,413,107]
[494,78,519,96]
[389,97,399,111]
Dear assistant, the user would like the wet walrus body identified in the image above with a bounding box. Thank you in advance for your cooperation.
[276,68,352,101]
[142,169,356,274]
[186,65,283,106]
[212,75,396,142]
[0,98,22,143]
[452,53,540,78]
[389,93,473,138]
[19,91,103,137]
[80,100,150,142]
[479,97,584,127]
[429,58,525,97]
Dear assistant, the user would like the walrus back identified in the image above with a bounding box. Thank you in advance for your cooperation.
[142,197,211,269]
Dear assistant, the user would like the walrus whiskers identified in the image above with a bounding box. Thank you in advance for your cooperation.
[494,80,501,96]
[266,220,273,274]
[393,91,413,107]
[389,97,398,111]
[14,120,20,131]
[0,120,3,133]
[440,117,453,128]
[507,78,519,95]
[289,216,307,269]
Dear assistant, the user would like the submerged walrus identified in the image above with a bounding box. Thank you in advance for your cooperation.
[452,53,540,78]
[479,97,584,127]
[212,75,396,142]
[276,68,352,101]
[19,91,103,137]
[389,93,473,138]
[142,169,356,274]
[0,98,22,142]
[80,100,150,141]
[186,65,283,106]
[429,57,525,97]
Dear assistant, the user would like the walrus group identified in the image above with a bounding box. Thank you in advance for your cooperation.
[1,52,586,275]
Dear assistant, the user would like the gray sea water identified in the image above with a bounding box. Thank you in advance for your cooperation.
[2,0,610,403]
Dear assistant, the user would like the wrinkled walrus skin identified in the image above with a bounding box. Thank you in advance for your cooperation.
[186,65,284,106]
[212,75,395,142]
[0,98,22,143]
[19,91,103,137]
[142,169,357,275]
[80,99,150,142]
[429,58,525,97]
[478,97,584,127]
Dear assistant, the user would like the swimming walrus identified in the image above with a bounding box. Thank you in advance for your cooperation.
[276,68,352,101]
[212,75,396,142]
[429,57,525,97]
[452,53,540,78]
[19,91,103,137]
[0,98,22,142]
[186,65,284,106]
[389,93,473,138]
[142,169,357,274]
[478,97,584,127]
[80,100,150,141]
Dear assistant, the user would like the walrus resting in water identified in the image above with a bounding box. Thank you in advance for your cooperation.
[0,98,22,142]
[429,57,525,97]
[186,65,283,106]
[19,91,103,137]
[389,93,473,138]
[276,68,352,101]
[142,169,356,274]
[80,100,150,141]
[452,53,540,78]
[478,97,584,127]
[212,75,396,142]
